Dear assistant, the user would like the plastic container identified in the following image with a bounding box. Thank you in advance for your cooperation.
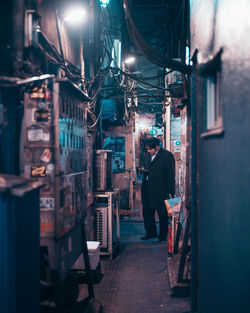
[72,241,100,270]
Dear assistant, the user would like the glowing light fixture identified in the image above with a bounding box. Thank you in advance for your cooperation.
[149,127,157,136]
[64,7,87,25]
[124,56,135,64]
[63,6,87,91]
[100,0,110,8]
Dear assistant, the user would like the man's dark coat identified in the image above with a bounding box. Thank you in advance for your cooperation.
[142,147,175,209]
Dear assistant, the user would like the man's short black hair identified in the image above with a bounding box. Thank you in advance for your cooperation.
[144,137,160,148]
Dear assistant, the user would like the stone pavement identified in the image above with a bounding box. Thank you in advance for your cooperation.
[84,220,190,313]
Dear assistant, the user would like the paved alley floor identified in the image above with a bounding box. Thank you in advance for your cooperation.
[81,220,190,313]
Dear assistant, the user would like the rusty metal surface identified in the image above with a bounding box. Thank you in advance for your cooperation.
[22,77,88,278]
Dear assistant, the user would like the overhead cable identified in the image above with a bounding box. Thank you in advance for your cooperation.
[123,0,191,74]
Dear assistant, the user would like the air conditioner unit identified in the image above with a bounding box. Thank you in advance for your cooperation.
[95,207,108,249]
[94,150,112,191]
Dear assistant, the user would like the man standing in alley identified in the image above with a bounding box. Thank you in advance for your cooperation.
[140,137,175,243]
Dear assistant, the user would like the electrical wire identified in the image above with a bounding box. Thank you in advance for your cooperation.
[127,78,136,92]
[137,84,158,91]
[38,26,112,109]
[0,45,42,78]
[117,67,179,93]
[88,103,102,128]
[104,50,176,93]
[100,8,113,53]
[123,0,191,74]
[38,1,182,123]
[37,28,81,81]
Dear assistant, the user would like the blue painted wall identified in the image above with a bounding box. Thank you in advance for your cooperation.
[190,1,250,312]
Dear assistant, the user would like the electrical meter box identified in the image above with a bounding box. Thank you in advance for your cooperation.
[22,77,90,279]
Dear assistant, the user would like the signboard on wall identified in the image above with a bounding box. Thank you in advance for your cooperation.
[104,136,125,173]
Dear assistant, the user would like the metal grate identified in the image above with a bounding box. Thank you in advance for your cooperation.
[95,153,106,190]
[95,207,108,248]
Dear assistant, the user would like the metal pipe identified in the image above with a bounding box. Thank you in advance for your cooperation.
[80,36,85,88]
[12,0,24,73]
[191,49,198,313]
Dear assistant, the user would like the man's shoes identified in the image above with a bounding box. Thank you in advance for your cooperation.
[158,237,167,243]
[140,234,158,240]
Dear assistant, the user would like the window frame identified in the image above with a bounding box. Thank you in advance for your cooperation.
[199,48,224,138]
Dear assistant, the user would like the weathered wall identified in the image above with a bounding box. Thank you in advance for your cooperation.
[190,1,250,312]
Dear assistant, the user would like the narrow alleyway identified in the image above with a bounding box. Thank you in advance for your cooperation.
[79,220,190,313]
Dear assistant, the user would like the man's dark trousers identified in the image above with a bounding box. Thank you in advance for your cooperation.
[143,202,168,240]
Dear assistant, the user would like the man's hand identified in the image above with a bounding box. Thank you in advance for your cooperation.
[138,168,149,174]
